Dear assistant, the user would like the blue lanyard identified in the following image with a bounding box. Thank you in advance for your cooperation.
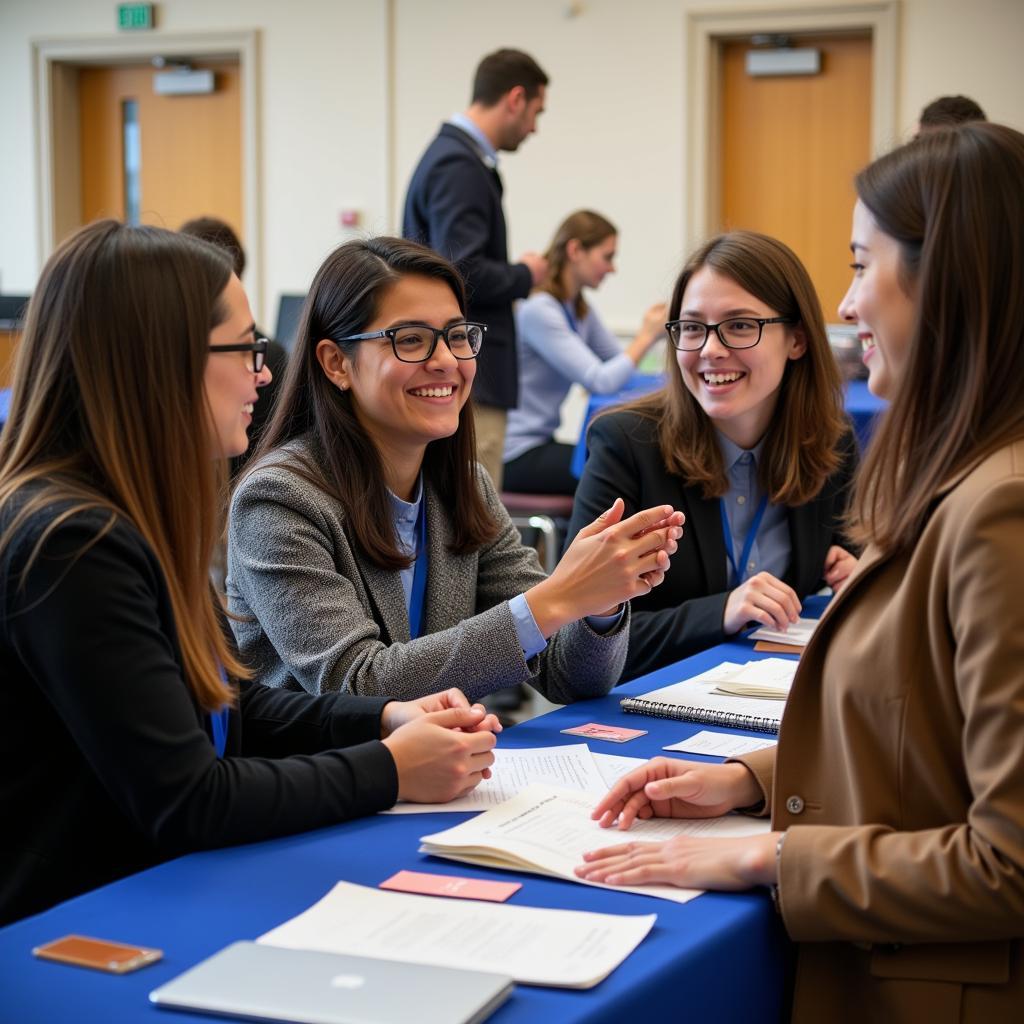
[719,494,769,587]
[408,498,429,640]
[209,665,230,758]
[559,301,579,334]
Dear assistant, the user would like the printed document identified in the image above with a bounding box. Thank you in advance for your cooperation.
[258,880,655,988]
[663,730,777,757]
[749,617,819,648]
[420,785,771,905]
[383,744,608,814]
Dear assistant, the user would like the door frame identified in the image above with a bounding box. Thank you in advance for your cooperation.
[683,2,899,254]
[32,30,263,319]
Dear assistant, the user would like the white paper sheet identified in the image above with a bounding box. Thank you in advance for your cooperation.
[749,617,819,647]
[420,785,771,905]
[592,752,647,788]
[663,730,777,757]
[258,880,656,989]
[382,743,608,814]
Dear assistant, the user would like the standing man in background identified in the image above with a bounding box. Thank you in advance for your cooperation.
[403,49,550,490]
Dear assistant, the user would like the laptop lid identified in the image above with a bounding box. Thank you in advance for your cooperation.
[150,941,514,1024]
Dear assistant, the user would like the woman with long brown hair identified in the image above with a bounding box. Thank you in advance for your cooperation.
[578,122,1024,1021]
[503,209,666,495]
[0,220,501,926]
[566,230,858,680]
[227,236,682,701]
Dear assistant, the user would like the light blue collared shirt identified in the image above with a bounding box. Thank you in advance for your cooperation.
[716,432,790,584]
[447,112,499,169]
[390,479,620,659]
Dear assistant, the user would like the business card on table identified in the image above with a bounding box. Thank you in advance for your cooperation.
[379,870,521,903]
[560,722,648,743]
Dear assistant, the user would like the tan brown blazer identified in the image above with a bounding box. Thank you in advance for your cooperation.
[738,438,1024,1023]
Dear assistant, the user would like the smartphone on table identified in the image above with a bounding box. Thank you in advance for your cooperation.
[33,934,163,973]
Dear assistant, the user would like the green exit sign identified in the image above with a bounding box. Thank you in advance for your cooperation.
[118,3,154,30]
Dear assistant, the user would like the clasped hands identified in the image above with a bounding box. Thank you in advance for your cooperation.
[574,756,782,892]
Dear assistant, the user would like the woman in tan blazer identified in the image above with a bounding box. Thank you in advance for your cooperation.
[575,122,1024,1022]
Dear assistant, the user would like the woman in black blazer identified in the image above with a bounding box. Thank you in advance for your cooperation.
[0,221,500,925]
[567,231,858,681]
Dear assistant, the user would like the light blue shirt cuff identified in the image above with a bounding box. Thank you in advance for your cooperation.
[586,608,625,634]
[509,594,547,660]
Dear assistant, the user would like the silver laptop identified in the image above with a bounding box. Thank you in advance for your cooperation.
[149,941,514,1024]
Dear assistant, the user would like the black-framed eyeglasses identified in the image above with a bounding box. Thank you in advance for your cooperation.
[335,322,487,364]
[208,336,269,373]
[665,316,796,351]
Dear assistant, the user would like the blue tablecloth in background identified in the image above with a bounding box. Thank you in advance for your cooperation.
[0,610,820,1024]
[570,375,887,478]
[0,387,11,428]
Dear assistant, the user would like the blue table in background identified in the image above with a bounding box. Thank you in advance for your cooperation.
[0,387,10,428]
[0,621,807,1024]
[570,375,887,478]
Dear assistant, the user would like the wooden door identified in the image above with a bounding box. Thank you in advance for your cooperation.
[78,61,242,237]
[719,34,871,320]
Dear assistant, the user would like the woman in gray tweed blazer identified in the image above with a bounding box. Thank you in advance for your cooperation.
[227,237,683,702]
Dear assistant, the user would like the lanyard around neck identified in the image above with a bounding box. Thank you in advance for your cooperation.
[719,494,769,588]
[559,301,580,334]
[209,664,230,758]
[408,498,429,640]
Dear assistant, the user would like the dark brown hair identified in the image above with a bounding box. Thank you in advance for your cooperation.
[918,95,987,130]
[180,216,246,277]
[615,230,846,505]
[248,237,499,570]
[0,219,244,709]
[472,48,548,106]
[849,122,1024,554]
[540,210,617,320]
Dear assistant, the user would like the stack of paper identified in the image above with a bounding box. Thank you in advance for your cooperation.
[420,785,771,905]
[384,744,646,814]
[749,616,819,648]
[258,880,656,989]
[709,658,799,699]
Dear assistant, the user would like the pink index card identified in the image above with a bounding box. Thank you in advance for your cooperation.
[379,870,521,903]
[559,722,648,743]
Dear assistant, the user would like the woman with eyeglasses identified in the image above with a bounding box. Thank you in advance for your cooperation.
[502,209,666,496]
[227,236,683,702]
[578,122,1024,1024]
[565,230,858,680]
[0,221,503,926]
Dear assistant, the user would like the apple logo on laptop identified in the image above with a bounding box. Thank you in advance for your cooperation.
[330,974,366,990]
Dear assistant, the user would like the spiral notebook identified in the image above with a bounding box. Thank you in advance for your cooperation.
[619,658,799,735]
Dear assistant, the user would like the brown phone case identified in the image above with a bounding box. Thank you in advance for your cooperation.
[32,934,163,973]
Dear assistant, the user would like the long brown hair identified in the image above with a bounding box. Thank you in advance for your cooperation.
[0,219,244,709]
[539,209,617,321]
[849,122,1024,554]
[617,230,846,505]
[248,236,499,571]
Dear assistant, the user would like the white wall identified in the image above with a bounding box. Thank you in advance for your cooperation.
[2,0,1023,328]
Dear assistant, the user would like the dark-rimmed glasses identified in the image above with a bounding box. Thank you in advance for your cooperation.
[208,336,269,372]
[666,316,796,351]
[334,322,486,364]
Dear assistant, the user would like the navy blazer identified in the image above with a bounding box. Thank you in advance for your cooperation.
[566,409,859,681]
[403,123,532,409]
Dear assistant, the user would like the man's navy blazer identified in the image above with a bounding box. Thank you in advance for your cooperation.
[403,123,532,409]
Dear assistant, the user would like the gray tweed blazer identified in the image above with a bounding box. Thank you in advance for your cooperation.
[226,437,628,702]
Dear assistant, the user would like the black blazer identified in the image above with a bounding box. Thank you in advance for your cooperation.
[402,123,533,409]
[567,409,859,681]
[0,502,397,925]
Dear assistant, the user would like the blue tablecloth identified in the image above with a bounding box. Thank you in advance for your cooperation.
[0,610,820,1024]
[570,375,887,478]
[0,387,11,428]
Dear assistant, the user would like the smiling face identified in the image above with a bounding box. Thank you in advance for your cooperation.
[838,200,917,400]
[568,234,617,291]
[676,266,806,449]
[204,274,272,459]
[325,274,475,470]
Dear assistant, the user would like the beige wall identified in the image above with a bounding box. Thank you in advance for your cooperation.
[1,0,1022,329]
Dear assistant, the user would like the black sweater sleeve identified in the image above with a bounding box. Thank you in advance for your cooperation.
[4,513,398,855]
